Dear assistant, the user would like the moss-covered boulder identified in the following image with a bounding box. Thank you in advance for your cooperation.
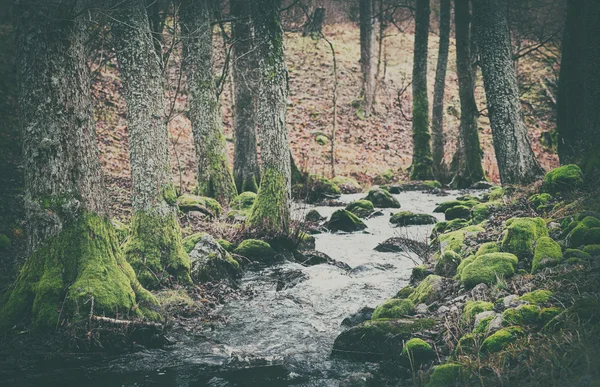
[233,239,277,262]
[476,242,500,256]
[332,176,362,194]
[395,286,415,299]
[532,236,562,273]
[362,188,401,208]
[345,200,374,218]
[434,250,461,277]
[326,209,367,233]
[409,275,445,305]
[542,164,584,194]
[225,209,249,222]
[331,318,436,361]
[433,199,478,213]
[563,248,591,260]
[373,169,395,185]
[460,253,519,288]
[182,232,209,254]
[565,220,600,248]
[583,244,600,256]
[410,265,429,282]
[177,194,222,217]
[539,307,562,325]
[188,233,241,284]
[431,218,470,236]
[298,231,316,250]
[295,174,341,203]
[502,305,540,326]
[444,205,471,221]
[217,239,234,252]
[529,193,553,212]
[390,211,437,226]
[372,298,415,319]
[426,363,465,387]
[471,202,502,224]
[437,225,485,256]
[501,217,548,258]
[304,209,324,222]
[480,326,523,354]
[519,289,553,305]
[401,338,435,367]
[487,186,506,201]
[229,191,257,210]
[315,134,329,145]
[463,300,494,321]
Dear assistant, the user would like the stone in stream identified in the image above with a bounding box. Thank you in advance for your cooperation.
[374,236,429,257]
[325,209,367,233]
[341,307,375,327]
[361,188,401,208]
[295,250,351,271]
[188,233,242,284]
[390,211,438,226]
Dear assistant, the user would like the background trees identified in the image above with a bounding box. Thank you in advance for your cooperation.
[359,0,376,117]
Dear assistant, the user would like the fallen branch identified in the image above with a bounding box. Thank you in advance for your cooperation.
[91,315,164,330]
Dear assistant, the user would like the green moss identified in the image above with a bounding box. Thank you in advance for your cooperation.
[455,255,475,279]
[395,286,415,299]
[532,236,562,273]
[304,209,323,222]
[182,232,209,254]
[460,253,518,288]
[411,265,429,282]
[434,199,479,213]
[111,219,129,245]
[480,326,523,354]
[0,233,11,250]
[501,217,548,258]
[472,201,502,224]
[0,212,159,332]
[426,363,465,387]
[502,305,540,326]
[519,289,553,305]
[233,239,276,262]
[423,180,442,189]
[476,242,500,256]
[226,209,249,222]
[488,187,506,201]
[315,134,328,145]
[542,164,584,194]
[217,239,234,252]
[326,209,367,233]
[372,298,415,319]
[529,193,553,212]
[374,168,395,185]
[193,250,241,284]
[301,174,341,204]
[566,223,600,247]
[538,307,562,325]
[401,338,434,366]
[582,216,600,228]
[229,191,257,210]
[409,275,443,304]
[456,333,476,355]
[362,188,401,208]
[247,167,290,233]
[435,250,461,276]
[444,205,471,221]
[437,225,484,256]
[331,176,362,194]
[563,248,592,260]
[463,300,494,320]
[178,194,222,217]
[298,231,316,250]
[431,218,470,236]
[583,244,600,256]
[390,211,437,226]
[345,200,374,218]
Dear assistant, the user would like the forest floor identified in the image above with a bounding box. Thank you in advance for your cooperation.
[91,23,560,221]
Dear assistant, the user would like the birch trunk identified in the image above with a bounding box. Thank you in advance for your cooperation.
[359,0,376,117]
[231,0,261,193]
[180,0,237,204]
[247,0,292,234]
[0,0,158,331]
[472,0,544,185]
[113,0,191,288]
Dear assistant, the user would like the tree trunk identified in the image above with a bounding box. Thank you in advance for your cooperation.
[0,0,158,331]
[557,0,600,181]
[450,0,485,188]
[431,0,451,181]
[410,0,434,181]
[180,0,237,204]
[247,0,292,234]
[359,0,375,117]
[231,0,261,193]
[303,7,326,37]
[113,0,191,289]
[472,0,544,185]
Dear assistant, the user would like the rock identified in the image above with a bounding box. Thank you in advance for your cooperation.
[182,232,209,254]
[470,283,489,300]
[233,239,277,263]
[297,232,316,250]
[388,185,402,194]
[226,209,248,222]
[434,250,460,277]
[188,234,241,284]
[434,199,479,213]
[503,294,527,309]
[408,275,445,305]
[373,169,395,185]
[369,210,385,218]
[474,311,497,329]
[315,134,329,145]
[583,244,600,256]
[345,200,374,218]
[294,174,341,204]
[400,180,443,191]
[326,209,367,233]
[502,304,540,326]
[390,211,437,226]
[542,164,584,194]
[471,201,503,224]
[435,225,484,256]
[401,338,435,366]
[296,250,351,271]
[426,363,465,387]
[177,194,222,217]
[410,265,432,283]
[488,314,504,332]
[532,236,562,273]
[229,191,256,210]
[481,326,523,354]
[431,218,470,236]
[374,236,428,255]
[444,205,471,221]
[304,209,324,223]
[463,300,493,320]
[372,298,415,319]
[332,176,363,194]
[459,253,519,288]
[339,373,374,387]
[501,217,548,258]
[529,193,553,212]
[437,305,450,315]
[362,188,401,208]
[341,307,375,327]
[471,181,494,189]
[268,267,309,291]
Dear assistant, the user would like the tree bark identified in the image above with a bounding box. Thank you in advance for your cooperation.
[113,0,191,288]
[359,0,376,117]
[450,0,485,188]
[472,0,544,185]
[231,0,261,193]
[303,7,326,37]
[0,0,158,331]
[557,0,600,181]
[180,0,237,204]
[247,0,292,234]
[431,0,451,181]
[410,0,434,181]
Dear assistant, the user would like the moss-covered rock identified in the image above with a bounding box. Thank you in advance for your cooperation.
[480,326,523,354]
[471,202,502,224]
[433,199,479,213]
[456,333,477,355]
[445,205,471,221]
[332,176,362,194]
[229,191,257,210]
[411,265,429,282]
[563,248,592,260]
[373,169,395,185]
[426,363,465,387]
[226,209,249,222]
[539,307,562,325]
[463,300,494,321]
[326,209,367,233]
[431,218,470,236]
[182,232,209,254]
[345,200,374,218]
[583,244,600,256]
[437,225,485,256]
[460,253,519,288]
[304,209,324,222]
[434,250,461,277]
[501,217,548,258]
[298,231,316,250]
[331,318,436,361]
[395,286,415,299]
[488,186,506,201]
[566,222,600,248]
[519,289,553,305]
[217,239,234,252]
[529,193,553,212]
[315,134,329,145]
[532,236,562,273]
[476,242,500,256]
[502,305,540,326]
[178,194,222,217]
[401,338,435,367]
[372,298,415,319]
[390,211,437,226]
[233,239,277,262]
[301,174,341,204]
[188,234,241,284]
[362,188,401,208]
[542,164,584,194]
[408,275,444,304]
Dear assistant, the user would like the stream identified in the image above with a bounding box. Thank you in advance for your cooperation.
[3,190,464,386]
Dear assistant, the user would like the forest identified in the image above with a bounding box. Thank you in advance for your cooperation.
[0,0,599,386]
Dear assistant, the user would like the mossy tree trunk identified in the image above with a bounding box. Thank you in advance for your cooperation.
[359,0,376,117]
[450,0,485,188]
[180,0,237,204]
[431,0,451,181]
[0,0,158,332]
[113,0,191,288]
[472,0,544,185]
[231,0,261,193]
[410,0,434,181]
[557,0,600,182]
[247,0,292,234]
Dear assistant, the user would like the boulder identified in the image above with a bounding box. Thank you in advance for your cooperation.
[501,217,548,258]
[188,234,241,284]
[304,209,324,222]
[177,194,222,217]
[532,236,562,273]
[345,200,374,218]
[408,275,445,305]
[332,176,363,194]
[390,211,437,226]
[362,188,401,208]
[233,239,277,263]
[542,164,584,194]
[372,298,415,319]
[326,209,367,233]
[459,253,519,288]
[229,191,257,210]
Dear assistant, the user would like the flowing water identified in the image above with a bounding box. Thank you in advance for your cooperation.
[4,190,463,387]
